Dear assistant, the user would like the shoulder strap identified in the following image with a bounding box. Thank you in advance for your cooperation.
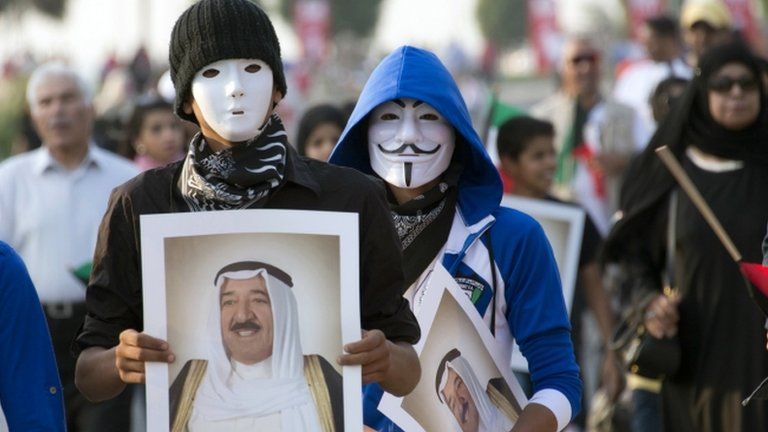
[664,191,678,294]
[485,230,498,337]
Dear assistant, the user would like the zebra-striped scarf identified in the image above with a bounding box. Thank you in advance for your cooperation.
[179,113,288,211]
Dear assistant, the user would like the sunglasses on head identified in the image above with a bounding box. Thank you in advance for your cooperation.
[708,75,759,93]
[569,53,598,65]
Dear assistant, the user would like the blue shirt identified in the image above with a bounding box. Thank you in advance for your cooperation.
[0,242,65,431]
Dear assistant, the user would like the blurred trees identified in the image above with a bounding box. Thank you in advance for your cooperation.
[278,0,383,38]
[476,0,527,48]
[0,76,28,160]
[0,0,66,18]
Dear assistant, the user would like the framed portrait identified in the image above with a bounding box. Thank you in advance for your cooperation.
[501,195,584,371]
[140,209,361,432]
[379,265,527,432]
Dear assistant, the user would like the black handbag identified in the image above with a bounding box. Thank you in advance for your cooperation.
[610,192,681,380]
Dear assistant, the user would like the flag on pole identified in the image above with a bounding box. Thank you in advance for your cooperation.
[655,146,768,404]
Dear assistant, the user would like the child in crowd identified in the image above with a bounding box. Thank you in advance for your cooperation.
[124,95,186,171]
[497,115,622,426]
[296,103,346,162]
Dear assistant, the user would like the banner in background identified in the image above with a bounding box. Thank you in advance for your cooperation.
[293,0,331,63]
[527,0,560,73]
[627,0,666,40]
[723,0,761,49]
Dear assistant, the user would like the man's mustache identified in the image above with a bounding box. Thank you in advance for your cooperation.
[230,320,262,332]
[377,143,441,155]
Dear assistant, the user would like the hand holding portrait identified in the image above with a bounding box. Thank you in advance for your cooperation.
[338,329,391,384]
[115,329,175,383]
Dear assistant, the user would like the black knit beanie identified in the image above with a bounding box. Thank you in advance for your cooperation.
[169,0,287,124]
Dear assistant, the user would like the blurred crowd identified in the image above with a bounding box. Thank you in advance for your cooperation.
[2,0,768,431]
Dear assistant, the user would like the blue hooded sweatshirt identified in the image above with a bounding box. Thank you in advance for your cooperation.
[0,242,65,431]
[330,46,581,430]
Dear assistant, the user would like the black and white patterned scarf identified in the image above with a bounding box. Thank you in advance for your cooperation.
[179,114,288,211]
[390,162,462,288]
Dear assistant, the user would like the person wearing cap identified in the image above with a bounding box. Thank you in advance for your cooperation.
[72,0,421,411]
[168,261,341,432]
[330,46,581,432]
[680,0,733,67]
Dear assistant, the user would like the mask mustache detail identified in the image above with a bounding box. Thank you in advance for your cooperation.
[377,143,441,155]
[230,321,261,332]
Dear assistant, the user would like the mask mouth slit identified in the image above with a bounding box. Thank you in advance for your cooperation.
[232,110,245,115]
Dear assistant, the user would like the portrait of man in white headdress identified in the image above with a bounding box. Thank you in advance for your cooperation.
[436,349,521,432]
[168,261,342,432]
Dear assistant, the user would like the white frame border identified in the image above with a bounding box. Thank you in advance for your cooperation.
[140,209,361,432]
[378,265,528,431]
[501,195,584,371]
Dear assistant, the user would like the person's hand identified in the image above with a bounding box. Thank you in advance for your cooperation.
[337,329,392,385]
[115,329,175,383]
[644,294,680,339]
[601,350,624,402]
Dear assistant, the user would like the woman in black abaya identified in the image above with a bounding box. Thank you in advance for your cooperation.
[604,41,768,432]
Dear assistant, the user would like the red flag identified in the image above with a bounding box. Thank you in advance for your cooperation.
[741,262,768,297]
[572,144,606,198]
[739,261,768,406]
[739,261,768,317]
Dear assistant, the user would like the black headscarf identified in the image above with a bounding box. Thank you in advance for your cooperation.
[296,104,347,156]
[604,40,768,261]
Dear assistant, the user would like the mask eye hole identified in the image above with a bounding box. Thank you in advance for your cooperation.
[380,113,399,121]
[245,64,262,73]
[419,113,439,121]
[202,68,219,78]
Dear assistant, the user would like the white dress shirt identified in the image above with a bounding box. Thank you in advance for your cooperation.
[0,145,138,303]
[613,57,693,136]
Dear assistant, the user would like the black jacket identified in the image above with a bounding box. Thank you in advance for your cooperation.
[73,145,420,355]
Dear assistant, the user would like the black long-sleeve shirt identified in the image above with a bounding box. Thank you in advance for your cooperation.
[73,145,420,355]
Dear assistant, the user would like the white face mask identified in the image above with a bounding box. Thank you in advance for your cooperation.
[368,98,455,189]
[191,58,274,142]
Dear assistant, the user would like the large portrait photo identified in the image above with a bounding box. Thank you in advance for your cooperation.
[140,210,361,432]
[379,265,527,432]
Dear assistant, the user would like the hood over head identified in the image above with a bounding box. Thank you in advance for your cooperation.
[329,46,502,225]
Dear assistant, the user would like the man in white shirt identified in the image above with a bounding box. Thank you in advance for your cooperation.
[0,62,138,431]
[532,36,648,235]
[613,15,693,135]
